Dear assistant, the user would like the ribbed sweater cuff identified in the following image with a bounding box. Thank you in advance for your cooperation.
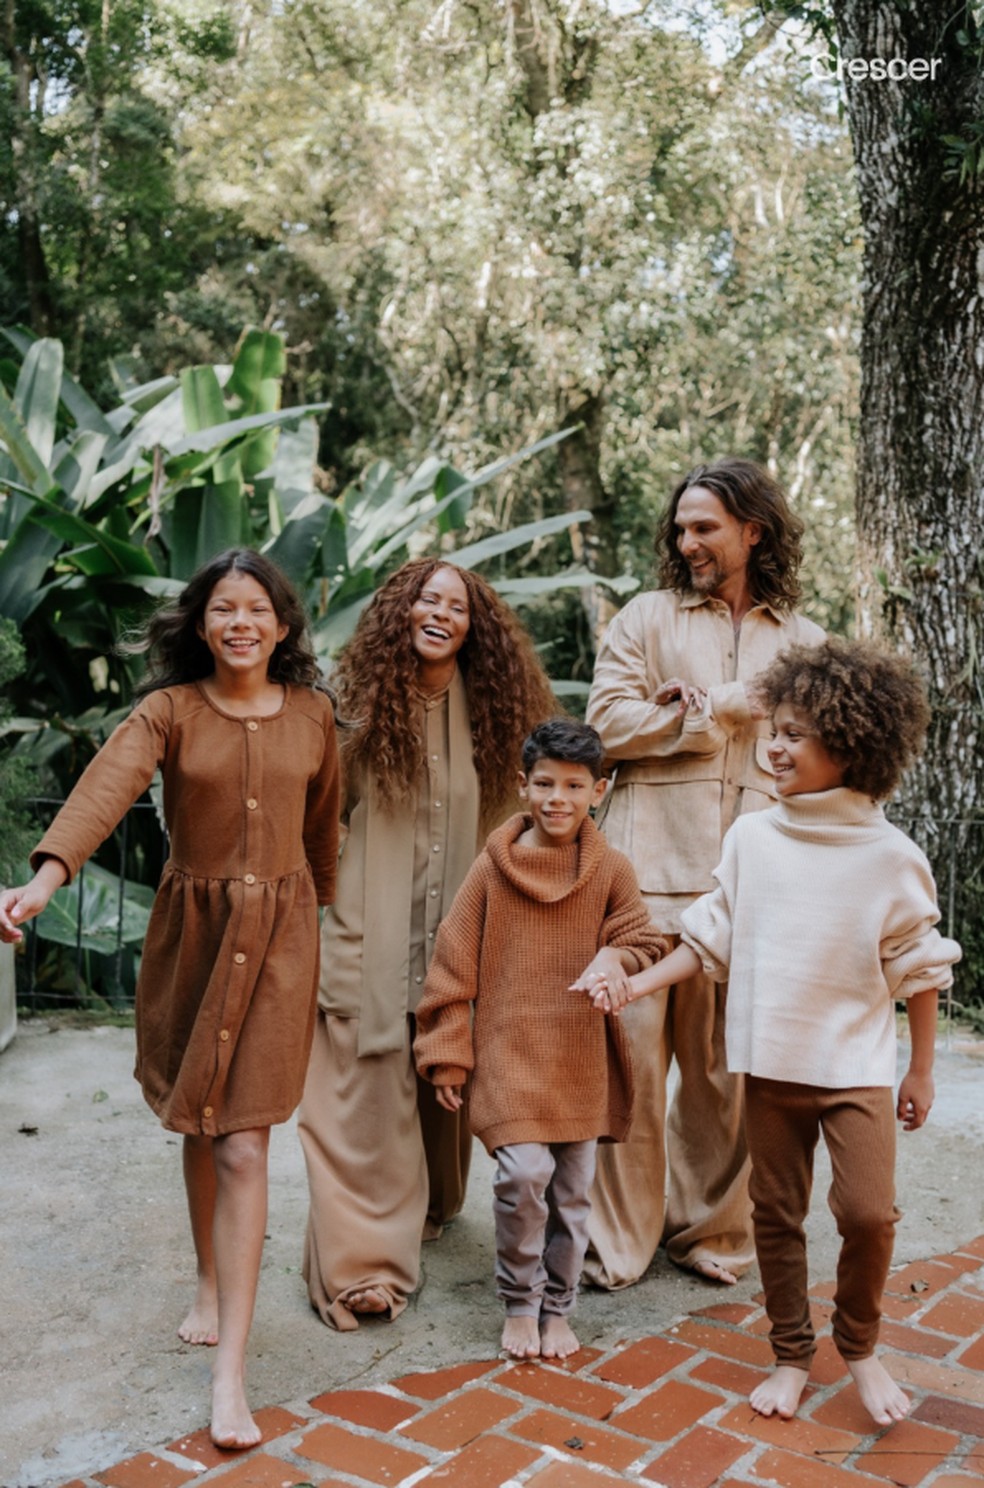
[429,1066,470,1088]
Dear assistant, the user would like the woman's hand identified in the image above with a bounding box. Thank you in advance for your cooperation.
[435,1084,464,1113]
[0,861,68,943]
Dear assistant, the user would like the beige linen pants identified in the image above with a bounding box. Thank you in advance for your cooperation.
[298,1010,471,1330]
[584,939,754,1287]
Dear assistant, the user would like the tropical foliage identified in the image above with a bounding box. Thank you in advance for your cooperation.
[2,0,980,1004]
[0,321,621,1003]
[1,0,859,636]
[0,619,37,883]
[0,325,609,767]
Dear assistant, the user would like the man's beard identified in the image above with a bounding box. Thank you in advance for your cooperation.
[687,559,723,594]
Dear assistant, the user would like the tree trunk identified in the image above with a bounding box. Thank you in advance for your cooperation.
[558,394,620,644]
[830,0,984,852]
[3,3,55,334]
[505,0,621,639]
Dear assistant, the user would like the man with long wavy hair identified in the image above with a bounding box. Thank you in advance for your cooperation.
[584,457,824,1290]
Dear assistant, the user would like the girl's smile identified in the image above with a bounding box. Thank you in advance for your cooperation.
[198,573,288,680]
[768,702,846,796]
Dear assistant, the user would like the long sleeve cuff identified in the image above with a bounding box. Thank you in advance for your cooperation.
[427,1065,470,1088]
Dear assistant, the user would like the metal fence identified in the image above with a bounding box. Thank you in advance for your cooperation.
[11,803,984,1017]
[886,815,984,1030]
[16,798,168,1015]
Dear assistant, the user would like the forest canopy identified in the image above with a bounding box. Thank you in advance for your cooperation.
[3,1,982,1007]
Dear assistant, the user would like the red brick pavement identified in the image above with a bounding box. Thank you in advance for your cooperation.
[63,1238,984,1488]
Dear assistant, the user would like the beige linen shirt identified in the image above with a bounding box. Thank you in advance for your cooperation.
[587,589,824,932]
[318,668,485,1057]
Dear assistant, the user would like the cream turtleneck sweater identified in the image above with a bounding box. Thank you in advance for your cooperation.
[680,787,961,1089]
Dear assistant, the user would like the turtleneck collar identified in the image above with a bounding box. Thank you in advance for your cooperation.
[486,812,606,903]
[771,786,887,840]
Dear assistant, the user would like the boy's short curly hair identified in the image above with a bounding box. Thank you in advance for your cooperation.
[755,638,930,801]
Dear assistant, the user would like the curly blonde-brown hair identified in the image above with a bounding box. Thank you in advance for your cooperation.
[333,557,557,817]
[755,637,930,800]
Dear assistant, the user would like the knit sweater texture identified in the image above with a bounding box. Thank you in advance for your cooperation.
[413,813,667,1153]
[680,787,961,1089]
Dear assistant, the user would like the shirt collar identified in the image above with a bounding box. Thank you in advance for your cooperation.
[677,589,786,623]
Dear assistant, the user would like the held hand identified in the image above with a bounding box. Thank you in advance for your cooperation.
[897,1069,935,1131]
[570,948,628,1008]
[569,971,633,1016]
[654,677,708,718]
[0,879,55,943]
[598,974,634,1014]
[435,1084,464,1113]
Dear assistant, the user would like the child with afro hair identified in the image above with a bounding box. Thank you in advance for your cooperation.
[574,638,961,1428]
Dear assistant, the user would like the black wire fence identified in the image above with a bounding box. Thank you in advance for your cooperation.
[10,801,984,1017]
[15,797,168,1015]
[888,814,984,1026]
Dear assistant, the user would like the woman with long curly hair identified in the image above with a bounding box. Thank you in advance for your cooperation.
[298,556,556,1331]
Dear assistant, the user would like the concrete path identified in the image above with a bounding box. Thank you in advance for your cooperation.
[3,1022,984,1488]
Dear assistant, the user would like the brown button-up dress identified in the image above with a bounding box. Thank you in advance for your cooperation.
[32,683,340,1135]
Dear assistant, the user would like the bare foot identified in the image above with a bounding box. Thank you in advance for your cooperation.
[210,1374,261,1451]
[692,1257,739,1286]
[502,1315,540,1358]
[540,1314,581,1359]
[750,1365,810,1418]
[847,1355,910,1426]
[178,1281,218,1346]
[348,1287,391,1316]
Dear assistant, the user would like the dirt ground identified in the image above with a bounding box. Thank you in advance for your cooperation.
[2,1017,983,1488]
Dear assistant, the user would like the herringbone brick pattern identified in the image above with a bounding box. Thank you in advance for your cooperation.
[61,1238,984,1488]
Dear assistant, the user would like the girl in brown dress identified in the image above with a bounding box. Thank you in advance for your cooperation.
[298,558,555,1330]
[0,549,340,1451]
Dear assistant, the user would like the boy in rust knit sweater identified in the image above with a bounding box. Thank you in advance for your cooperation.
[414,718,666,1360]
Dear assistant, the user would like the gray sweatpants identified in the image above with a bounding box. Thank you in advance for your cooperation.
[493,1140,597,1318]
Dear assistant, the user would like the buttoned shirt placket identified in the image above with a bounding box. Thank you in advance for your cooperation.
[200,714,264,1133]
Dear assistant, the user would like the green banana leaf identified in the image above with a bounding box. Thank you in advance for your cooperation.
[1,326,114,436]
[452,510,591,568]
[0,381,52,491]
[36,862,155,955]
[15,337,62,468]
[22,493,159,575]
[181,365,227,433]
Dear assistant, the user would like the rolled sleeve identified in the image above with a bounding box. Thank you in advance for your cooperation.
[679,836,737,983]
[885,928,961,999]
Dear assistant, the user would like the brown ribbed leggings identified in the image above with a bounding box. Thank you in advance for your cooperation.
[745,1077,900,1366]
